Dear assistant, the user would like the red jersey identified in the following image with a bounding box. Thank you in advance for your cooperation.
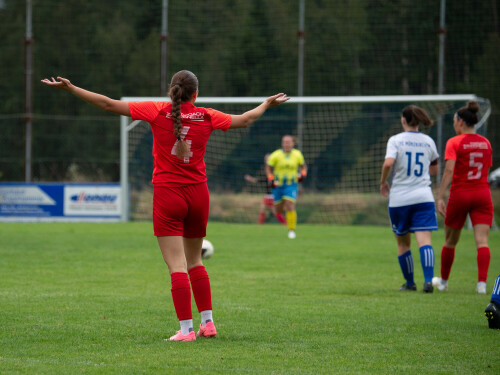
[444,133,492,192]
[129,101,232,187]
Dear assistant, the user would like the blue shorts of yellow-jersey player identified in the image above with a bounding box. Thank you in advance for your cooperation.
[273,182,298,204]
[389,202,438,236]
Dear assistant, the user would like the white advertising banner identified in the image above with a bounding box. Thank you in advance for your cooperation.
[64,185,121,217]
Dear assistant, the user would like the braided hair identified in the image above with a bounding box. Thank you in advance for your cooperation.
[169,70,198,158]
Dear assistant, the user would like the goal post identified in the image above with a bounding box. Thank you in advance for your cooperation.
[119,95,491,224]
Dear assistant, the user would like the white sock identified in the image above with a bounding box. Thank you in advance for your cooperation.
[180,319,193,335]
[200,310,213,327]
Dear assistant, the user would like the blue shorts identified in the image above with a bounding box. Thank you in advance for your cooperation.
[389,202,438,236]
[273,183,298,204]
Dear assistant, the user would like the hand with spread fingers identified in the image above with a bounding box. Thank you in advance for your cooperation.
[41,76,74,91]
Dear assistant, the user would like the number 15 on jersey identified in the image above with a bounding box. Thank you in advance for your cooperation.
[406,152,424,177]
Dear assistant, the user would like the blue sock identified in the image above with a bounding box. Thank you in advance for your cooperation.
[419,245,435,283]
[398,250,415,286]
[492,274,500,305]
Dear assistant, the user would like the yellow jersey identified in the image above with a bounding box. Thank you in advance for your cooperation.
[267,149,305,186]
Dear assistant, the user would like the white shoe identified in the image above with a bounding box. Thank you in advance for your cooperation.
[288,230,296,239]
[477,282,487,294]
[432,277,448,291]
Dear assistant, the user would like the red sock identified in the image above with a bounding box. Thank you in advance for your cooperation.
[258,212,266,224]
[440,246,455,281]
[188,265,212,312]
[275,213,286,224]
[170,272,192,321]
[477,246,490,282]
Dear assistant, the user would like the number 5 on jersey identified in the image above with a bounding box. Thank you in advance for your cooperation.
[468,152,483,180]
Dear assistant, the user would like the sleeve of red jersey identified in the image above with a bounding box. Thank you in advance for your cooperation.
[444,136,459,161]
[128,101,166,122]
[487,138,493,167]
[206,108,232,131]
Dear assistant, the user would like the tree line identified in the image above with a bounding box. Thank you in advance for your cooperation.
[0,0,499,182]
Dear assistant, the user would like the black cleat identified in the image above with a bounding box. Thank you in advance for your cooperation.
[485,301,500,329]
[399,283,417,291]
[423,282,434,293]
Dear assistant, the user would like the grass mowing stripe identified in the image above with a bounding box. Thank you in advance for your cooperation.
[0,222,498,374]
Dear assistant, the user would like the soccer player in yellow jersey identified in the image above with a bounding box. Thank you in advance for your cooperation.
[266,135,307,239]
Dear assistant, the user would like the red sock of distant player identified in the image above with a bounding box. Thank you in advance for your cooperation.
[170,272,192,321]
[258,212,266,224]
[440,246,455,281]
[188,265,212,312]
[477,246,490,282]
[275,213,286,224]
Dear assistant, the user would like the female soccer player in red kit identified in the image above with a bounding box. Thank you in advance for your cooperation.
[42,71,289,341]
[434,101,493,294]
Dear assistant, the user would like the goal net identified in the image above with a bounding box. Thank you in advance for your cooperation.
[119,95,491,224]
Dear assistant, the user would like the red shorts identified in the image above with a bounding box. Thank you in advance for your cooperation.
[445,188,493,229]
[153,183,209,237]
[263,194,274,208]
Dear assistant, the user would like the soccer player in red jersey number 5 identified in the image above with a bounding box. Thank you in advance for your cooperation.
[434,101,493,295]
[41,71,289,341]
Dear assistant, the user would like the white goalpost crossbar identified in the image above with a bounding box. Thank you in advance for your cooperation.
[121,94,480,104]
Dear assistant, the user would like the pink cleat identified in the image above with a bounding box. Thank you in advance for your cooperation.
[166,330,196,342]
[197,322,217,338]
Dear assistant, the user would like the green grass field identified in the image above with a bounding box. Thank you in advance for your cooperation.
[0,222,499,374]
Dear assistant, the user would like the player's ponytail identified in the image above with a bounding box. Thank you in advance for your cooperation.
[402,105,433,128]
[169,84,190,159]
[456,100,479,127]
[169,70,199,159]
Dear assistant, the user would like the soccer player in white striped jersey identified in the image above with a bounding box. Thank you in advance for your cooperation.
[379,105,439,293]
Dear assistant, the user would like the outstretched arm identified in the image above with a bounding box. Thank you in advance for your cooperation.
[41,77,131,117]
[244,174,258,184]
[229,93,289,129]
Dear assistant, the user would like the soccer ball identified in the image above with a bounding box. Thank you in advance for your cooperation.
[201,239,214,259]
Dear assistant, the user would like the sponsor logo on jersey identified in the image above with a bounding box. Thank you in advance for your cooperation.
[165,112,205,121]
[463,142,488,150]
